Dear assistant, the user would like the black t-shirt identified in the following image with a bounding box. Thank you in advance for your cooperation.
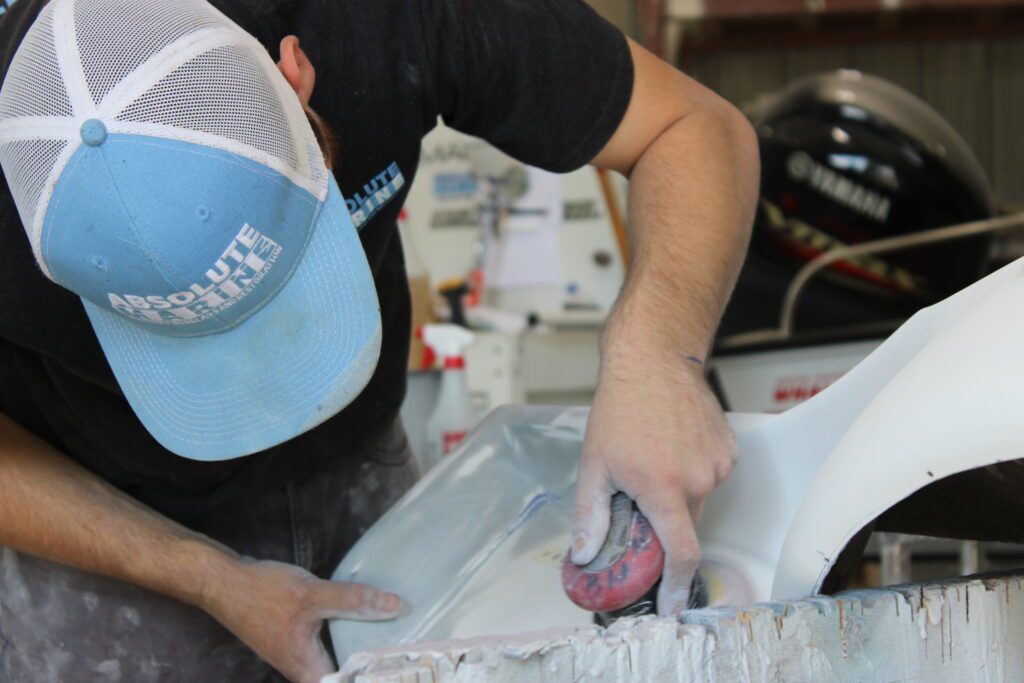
[0,0,633,525]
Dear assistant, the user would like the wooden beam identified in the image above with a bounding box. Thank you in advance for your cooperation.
[596,169,630,270]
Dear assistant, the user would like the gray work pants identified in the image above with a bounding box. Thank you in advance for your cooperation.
[0,419,419,682]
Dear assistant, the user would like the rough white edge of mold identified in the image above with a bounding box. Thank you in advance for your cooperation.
[323,573,1024,683]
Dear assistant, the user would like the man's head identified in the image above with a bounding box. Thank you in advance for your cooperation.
[0,0,381,459]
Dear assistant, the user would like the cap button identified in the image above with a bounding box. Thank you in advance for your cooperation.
[80,119,107,147]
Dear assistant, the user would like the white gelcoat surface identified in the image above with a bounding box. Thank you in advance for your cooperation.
[771,258,1024,598]
[329,412,592,662]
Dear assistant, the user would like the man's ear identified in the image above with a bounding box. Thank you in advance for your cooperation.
[277,35,316,106]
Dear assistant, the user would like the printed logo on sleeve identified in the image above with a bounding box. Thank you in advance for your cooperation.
[107,223,282,325]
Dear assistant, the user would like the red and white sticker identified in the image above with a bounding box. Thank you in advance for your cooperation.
[772,372,844,409]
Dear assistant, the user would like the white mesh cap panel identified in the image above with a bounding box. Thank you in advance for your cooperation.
[73,0,229,106]
[83,0,326,196]
[0,3,71,119]
[116,45,303,185]
[0,0,330,280]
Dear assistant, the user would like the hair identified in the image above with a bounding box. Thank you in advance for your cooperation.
[304,105,339,171]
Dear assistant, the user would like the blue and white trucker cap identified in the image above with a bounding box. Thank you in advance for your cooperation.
[0,0,382,460]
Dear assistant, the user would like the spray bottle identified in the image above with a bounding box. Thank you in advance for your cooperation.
[422,324,477,472]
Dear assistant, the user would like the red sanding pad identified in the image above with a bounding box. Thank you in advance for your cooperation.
[561,493,665,613]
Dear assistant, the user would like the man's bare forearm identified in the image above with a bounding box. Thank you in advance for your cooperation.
[604,102,759,364]
[573,38,759,619]
[0,412,237,609]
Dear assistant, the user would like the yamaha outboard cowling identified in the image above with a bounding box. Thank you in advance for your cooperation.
[720,70,995,337]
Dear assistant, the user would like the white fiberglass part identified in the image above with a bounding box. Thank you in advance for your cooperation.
[769,258,1024,599]
[662,259,1024,601]
[331,258,1024,662]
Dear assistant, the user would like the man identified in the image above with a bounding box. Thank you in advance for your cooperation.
[0,0,758,681]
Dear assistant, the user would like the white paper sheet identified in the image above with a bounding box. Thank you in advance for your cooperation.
[483,167,562,289]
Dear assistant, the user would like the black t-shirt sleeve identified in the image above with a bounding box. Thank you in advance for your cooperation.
[417,0,634,173]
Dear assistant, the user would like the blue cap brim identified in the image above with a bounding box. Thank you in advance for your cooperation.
[81,177,382,461]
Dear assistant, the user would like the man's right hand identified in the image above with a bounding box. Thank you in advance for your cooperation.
[202,557,403,683]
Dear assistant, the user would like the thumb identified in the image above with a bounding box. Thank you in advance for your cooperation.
[310,580,404,622]
[570,461,614,565]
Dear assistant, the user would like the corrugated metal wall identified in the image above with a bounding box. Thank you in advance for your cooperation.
[688,40,1024,206]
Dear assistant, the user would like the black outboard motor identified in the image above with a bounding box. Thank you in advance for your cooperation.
[720,70,996,337]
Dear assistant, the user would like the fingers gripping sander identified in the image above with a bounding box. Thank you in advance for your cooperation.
[561,492,706,623]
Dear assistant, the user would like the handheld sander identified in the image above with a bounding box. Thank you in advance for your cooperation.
[561,492,707,625]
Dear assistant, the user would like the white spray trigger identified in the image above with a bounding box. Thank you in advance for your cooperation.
[423,324,475,365]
